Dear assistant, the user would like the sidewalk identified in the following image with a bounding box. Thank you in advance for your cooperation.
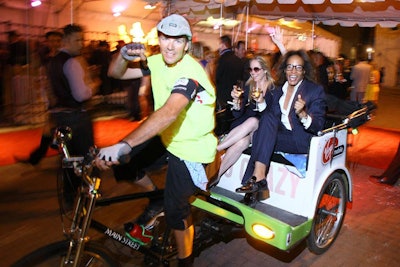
[366,86,400,131]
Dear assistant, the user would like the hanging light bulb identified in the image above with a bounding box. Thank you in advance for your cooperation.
[31,0,42,7]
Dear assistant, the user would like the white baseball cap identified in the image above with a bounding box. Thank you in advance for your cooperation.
[157,14,192,41]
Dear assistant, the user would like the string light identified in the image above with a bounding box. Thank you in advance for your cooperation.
[31,0,42,7]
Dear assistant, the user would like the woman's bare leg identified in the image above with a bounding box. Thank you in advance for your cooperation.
[217,117,259,151]
[218,135,251,177]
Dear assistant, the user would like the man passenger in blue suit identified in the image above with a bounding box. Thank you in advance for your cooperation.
[236,50,326,204]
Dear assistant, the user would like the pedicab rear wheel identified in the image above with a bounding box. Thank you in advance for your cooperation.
[307,172,347,254]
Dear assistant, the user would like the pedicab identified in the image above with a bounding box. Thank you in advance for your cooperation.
[191,107,370,255]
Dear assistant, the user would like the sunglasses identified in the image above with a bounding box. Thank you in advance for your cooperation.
[248,67,262,73]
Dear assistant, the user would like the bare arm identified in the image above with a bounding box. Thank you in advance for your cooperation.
[122,93,189,148]
[108,52,143,79]
[270,26,287,56]
[64,57,95,101]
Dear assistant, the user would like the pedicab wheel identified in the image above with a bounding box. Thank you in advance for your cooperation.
[11,240,119,267]
[307,173,347,255]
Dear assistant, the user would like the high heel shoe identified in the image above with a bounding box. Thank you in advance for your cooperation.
[207,173,221,190]
[235,176,269,194]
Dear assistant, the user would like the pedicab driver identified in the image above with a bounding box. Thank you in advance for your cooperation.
[95,14,217,266]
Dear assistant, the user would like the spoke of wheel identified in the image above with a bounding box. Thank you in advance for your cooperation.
[316,180,342,246]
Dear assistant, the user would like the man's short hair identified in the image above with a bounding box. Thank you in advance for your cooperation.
[220,35,232,49]
[235,40,245,49]
[45,31,63,39]
[62,24,84,37]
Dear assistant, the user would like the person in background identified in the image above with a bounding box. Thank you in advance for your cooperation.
[190,42,217,85]
[236,50,326,206]
[370,142,400,186]
[310,50,330,93]
[350,57,371,103]
[234,40,250,82]
[326,59,349,102]
[379,66,385,86]
[47,24,100,205]
[89,40,112,95]
[215,35,244,111]
[96,14,216,267]
[203,49,217,84]
[3,30,28,121]
[14,31,63,165]
[190,41,205,62]
[365,61,380,105]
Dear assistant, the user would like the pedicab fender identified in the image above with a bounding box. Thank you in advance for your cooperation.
[191,189,313,251]
[306,128,353,217]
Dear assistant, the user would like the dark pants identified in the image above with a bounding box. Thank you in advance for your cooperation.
[381,142,400,183]
[122,79,141,120]
[242,111,311,183]
[51,110,95,202]
[164,153,198,230]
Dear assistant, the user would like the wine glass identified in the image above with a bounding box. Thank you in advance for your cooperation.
[229,80,244,110]
[252,87,262,111]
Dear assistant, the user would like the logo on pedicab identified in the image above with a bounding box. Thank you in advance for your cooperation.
[322,137,339,164]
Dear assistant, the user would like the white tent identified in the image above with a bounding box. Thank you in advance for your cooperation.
[194,14,342,58]
[1,1,399,28]
[1,0,399,86]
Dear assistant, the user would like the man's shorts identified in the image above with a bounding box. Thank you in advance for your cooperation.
[113,136,167,181]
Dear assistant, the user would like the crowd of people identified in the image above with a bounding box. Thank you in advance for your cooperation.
[2,13,397,267]
[0,30,157,127]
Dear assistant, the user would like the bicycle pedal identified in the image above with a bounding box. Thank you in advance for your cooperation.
[125,223,153,245]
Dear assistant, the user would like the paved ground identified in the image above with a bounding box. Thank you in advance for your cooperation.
[1,87,399,267]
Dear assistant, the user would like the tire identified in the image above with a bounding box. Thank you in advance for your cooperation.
[307,172,348,254]
[12,240,119,267]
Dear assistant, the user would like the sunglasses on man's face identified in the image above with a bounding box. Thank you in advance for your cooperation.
[248,67,262,73]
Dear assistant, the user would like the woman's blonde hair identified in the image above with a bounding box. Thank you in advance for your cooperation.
[246,55,275,93]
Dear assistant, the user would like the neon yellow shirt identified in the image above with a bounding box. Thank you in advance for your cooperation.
[148,54,217,163]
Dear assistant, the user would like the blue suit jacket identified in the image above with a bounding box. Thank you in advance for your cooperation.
[242,79,326,182]
[276,79,326,153]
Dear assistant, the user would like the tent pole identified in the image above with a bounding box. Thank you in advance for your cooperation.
[245,4,249,50]
[220,3,223,36]
[312,20,315,50]
[70,0,73,24]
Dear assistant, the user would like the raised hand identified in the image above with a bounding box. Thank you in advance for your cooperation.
[294,94,306,117]
[121,42,146,61]
[269,26,286,55]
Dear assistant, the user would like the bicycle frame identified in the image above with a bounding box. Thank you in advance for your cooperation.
[58,149,175,265]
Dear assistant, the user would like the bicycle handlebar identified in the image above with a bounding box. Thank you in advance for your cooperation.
[52,126,98,180]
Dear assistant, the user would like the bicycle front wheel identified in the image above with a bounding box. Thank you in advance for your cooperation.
[12,240,119,267]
